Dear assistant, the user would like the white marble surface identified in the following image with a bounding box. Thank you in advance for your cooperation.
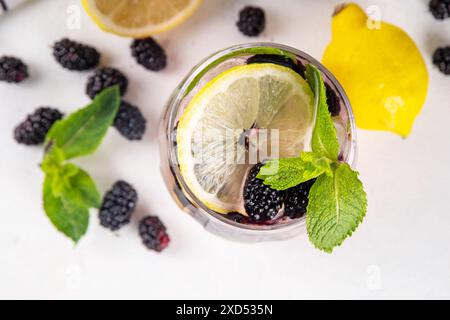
[0,0,449,299]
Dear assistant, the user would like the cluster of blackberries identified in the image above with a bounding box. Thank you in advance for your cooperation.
[85,67,146,140]
[242,164,315,223]
[13,36,172,144]
[243,164,285,223]
[8,37,169,251]
[429,1,450,75]
[99,180,170,252]
[82,37,169,139]
[51,37,167,73]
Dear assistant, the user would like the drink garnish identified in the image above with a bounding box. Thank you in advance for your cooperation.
[258,65,367,253]
[41,86,120,242]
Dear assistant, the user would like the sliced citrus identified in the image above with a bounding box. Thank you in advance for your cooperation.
[177,64,315,214]
[81,0,203,38]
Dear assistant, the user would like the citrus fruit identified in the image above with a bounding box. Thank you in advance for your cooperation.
[177,64,315,214]
[322,3,429,137]
[81,0,203,38]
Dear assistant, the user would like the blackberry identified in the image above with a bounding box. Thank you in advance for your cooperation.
[429,0,450,20]
[99,180,138,231]
[432,46,450,75]
[243,164,285,223]
[236,6,266,37]
[131,37,167,71]
[325,83,341,116]
[14,107,63,145]
[0,56,28,83]
[284,179,316,219]
[247,54,306,78]
[113,101,147,140]
[139,216,170,252]
[86,67,128,99]
[53,38,100,71]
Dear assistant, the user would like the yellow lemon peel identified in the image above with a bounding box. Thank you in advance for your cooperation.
[323,3,428,137]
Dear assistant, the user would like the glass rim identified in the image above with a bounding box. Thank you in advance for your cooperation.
[164,42,357,233]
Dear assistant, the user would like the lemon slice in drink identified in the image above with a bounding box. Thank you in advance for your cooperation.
[82,0,203,38]
[177,64,315,214]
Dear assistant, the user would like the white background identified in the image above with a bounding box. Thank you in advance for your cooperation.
[1,0,449,299]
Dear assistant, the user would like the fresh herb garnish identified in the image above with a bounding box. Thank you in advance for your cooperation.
[305,64,340,160]
[258,65,367,253]
[41,86,120,242]
[307,162,366,252]
[256,152,333,190]
[46,86,120,159]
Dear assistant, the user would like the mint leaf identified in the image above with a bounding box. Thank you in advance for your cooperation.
[41,145,65,174]
[43,173,90,243]
[42,163,100,242]
[257,152,333,190]
[305,65,339,160]
[306,163,367,253]
[61,164,101,209]
[46,86,120,160]
[40,87,118,243]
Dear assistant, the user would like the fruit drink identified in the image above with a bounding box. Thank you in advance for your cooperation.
[159,43,356,242]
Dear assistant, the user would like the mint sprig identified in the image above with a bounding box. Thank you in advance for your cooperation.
[306,64,340,160]
[41,86,120,242]
[258,65,367,253]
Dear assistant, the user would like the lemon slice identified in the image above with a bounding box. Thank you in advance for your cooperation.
[177,64,315,214]
[82,0,203,38]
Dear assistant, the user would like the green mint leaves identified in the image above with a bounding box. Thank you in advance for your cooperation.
[307,163,367,253]
[43,172,91,243]
[256,152,332,190]
[306,64,340,160]
[258,65,367,253]
[46,86,120,159]
[41,86,120,243]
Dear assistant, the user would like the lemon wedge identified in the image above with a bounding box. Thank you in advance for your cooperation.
[82,0,203,38]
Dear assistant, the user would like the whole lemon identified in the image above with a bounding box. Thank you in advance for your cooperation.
[322,3,428,137]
